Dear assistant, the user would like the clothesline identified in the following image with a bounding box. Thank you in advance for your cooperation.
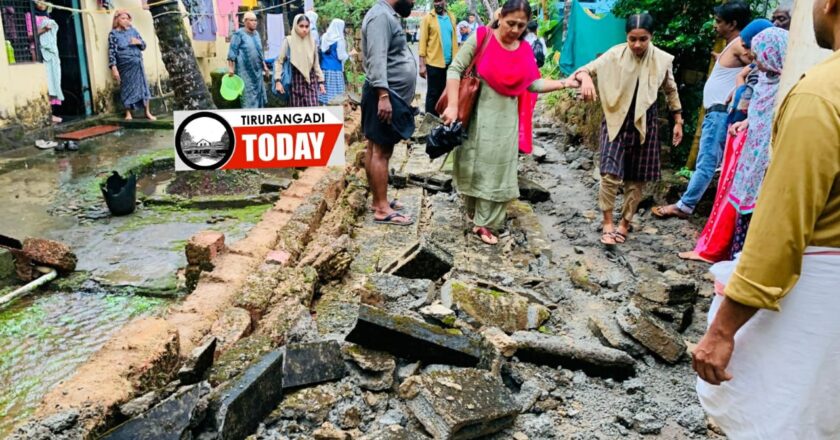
[33,0,299,21]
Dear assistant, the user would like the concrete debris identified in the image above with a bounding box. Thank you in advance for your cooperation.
[313,422,351,440]
[209,348,285,440]
[677,405,709,434]
[185,231,225,270]
[408,172,453,193]
[511,331,636,380]
[632,411,665,435]
[400,369,520,440]
[362,273,435,311]
[210,307,253,352]
[440,279,550,334]
[419,303,457,325]
[518,177,550,203]
[344,345,397,391]
[298,234,355,281]
[587,314,646,358]
[119,390,160,419]
[479,327,517,357]
[101,382,210,440]
[22,238,77,272]
[361,425,430,440]
[7,410,85,440]
[345,305,484,367]
[178,337,217,385]
[259,178,293,193]
[616,303,687,364]
[636,269,698,305]
[282,340,347,389]
[381,240,454,281]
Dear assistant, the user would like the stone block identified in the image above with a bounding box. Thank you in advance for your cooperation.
[511,331,636,380]
[616,303,686,364]
[419,303,457,325]
[480,327,517,357]
[265,250,292,266]
[363,273,436,312]
[381,240,454,281]
[210,307,253,352]
[102,382,210,440]
[211,348,285,440]
[178,337,217,385]
[22,238,77,272]
[282,340,347,389]
[518,177,550,203]
[636,269,698,305]
[345,305,484,367]
[400,369,519,440]
[440,280,550,334]
[260,179,293,194]
[587,314,646,358]
[0,247,14,282]
[185,231,225,270]
[344,345,397,391]
[297,234,355,281]
[635,297,694,333]
[408,172,453,193]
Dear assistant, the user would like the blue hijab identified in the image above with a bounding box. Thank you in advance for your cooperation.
[740,19,773,49]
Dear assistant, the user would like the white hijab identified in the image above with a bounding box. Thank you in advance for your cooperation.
[320,19,348,62]
[305,10,320,46]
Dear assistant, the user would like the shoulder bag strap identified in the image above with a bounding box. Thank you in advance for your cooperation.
[466,26,493,77]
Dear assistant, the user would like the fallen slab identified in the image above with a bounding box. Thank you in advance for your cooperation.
[178,337,217,385]
[616,303,686,364]
[518,176,550,203]
[282,341,347,389]
[381,240,454,281]
[635,269,698,305]
[400,368,519,440]
[511,331,636,380]
[101,382,210,440]
[440,279,550,334]
[345,305,484,367]
[408,172,453,193]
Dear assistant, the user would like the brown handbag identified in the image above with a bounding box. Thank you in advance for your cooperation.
[434,26,493,128]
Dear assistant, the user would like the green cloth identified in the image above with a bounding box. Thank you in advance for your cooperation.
[447,34,521,208]
[464,195,508,229]
[559,0,626,76]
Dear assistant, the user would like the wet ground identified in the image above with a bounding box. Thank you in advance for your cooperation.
[0,130,279,437]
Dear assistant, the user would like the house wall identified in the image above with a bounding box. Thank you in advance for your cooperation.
[0,0,235,127]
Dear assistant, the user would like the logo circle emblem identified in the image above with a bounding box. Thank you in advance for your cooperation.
[175,112,235,170]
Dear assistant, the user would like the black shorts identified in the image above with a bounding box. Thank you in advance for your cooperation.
[361,83,416,148]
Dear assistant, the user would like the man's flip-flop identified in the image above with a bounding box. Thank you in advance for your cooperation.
[368,199,404,212]
[652,205,689,219]
[374,212,414,226]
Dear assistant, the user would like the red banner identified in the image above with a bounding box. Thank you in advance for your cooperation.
[225,123,344,170]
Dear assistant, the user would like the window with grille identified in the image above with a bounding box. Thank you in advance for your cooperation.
[1,0,41,63]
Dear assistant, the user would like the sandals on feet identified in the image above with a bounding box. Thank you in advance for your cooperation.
[473,226,498,245]
[600,231,617,246]
[612,231,627,244]
[374,212,414,226]
[678,251,713,263]
[652,205,689,219]
[368,199,404,212]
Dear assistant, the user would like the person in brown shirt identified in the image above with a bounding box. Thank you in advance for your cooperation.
[693,0,840,438]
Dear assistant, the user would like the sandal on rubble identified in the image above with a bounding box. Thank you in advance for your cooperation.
[652,205,689,219]
[374,212,414,226]
[368,199,404,212]
[473,226,498,245]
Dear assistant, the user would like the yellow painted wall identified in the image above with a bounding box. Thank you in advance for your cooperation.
[0,0,234,125]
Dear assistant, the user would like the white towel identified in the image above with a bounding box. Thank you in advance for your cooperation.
[266,13,285,60]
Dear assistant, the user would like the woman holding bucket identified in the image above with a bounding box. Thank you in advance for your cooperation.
[227,12,270,108]
[108,10,156,120]
[274,14,326,107]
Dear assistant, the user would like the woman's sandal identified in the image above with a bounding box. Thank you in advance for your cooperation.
[600,231,617,246]
[652,205,689,219]
[473,226,498,245]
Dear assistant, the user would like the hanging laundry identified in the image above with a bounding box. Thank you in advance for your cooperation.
[182,0,217,41]
[98,0,114,10]
[216,0,242,38]
[265,13,285,60]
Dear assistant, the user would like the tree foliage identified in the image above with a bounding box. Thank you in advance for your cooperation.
[316,0,377,29]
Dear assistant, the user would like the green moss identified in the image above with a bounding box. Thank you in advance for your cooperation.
[538,326,552,335]
[441,315,457,326]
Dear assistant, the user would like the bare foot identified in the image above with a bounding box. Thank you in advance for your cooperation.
[145,113,157,121]
[51,116,62,124]
[678,251,712,263]
[125,114,133,121]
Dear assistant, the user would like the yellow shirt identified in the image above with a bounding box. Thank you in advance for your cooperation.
[418,11,458,69]
[725,50,840,311]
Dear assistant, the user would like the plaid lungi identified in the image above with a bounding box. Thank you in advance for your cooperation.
[599,103,661,182]
[319,69,345,105]
[290,68,320,107]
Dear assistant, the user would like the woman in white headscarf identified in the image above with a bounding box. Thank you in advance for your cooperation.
[274,14,325,107]
[305,9,320,46]
[318,18,348,104]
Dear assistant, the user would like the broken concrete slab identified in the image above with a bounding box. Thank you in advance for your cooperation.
[635,269,698,305]
[282,340,347,389]
[400,369,519,440]
[419,303,457,325]
[22,238,77,272]
[518,177,550,203]
[101,382,210,440]
[587,314,646,358]
[440,279,550,334]
[381,240,454,281]
[211,348,285,440]
[343,344,398,391]
[345,305,484,367]
[178,337,217,385]
[297,234,355,281]
[616,303,686,364]
[260,178,293,194]
[186,231,226,270]
[364,273,436,310]
[210,307,253,352]
[408,172,453,193]
[480,327,517,357]
[511,331,636,380]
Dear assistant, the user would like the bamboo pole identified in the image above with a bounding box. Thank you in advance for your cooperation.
[0,268,58,311]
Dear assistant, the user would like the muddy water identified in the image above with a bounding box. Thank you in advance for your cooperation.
[0,288,167,437]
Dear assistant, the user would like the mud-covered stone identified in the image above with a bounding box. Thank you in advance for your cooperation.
[345,304,484,367]
[210,307,253,352]
[636,269,698,305]
[22,237,77,272]
[382,240,454,281]
[282,340,346,389]
[511,331,636,380]
[400,368,520,440]
[587,314,646,357]
[178,337,217,385]
[298,234,355,281]
[518,177,550,203]
[211,348,285,440]
[616,303,686,363]
[233,268,284,317]
[185,231,225,270]
[102,382,210,440]
[440,280,550,334]
[7,410,84,440]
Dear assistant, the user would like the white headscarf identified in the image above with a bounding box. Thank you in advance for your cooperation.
[320,19,348,62]
[305,10,320,46]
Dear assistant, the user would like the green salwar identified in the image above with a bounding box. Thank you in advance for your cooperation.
[448,34,532,230]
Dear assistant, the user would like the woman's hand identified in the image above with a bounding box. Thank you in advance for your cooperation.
[227,68,235,77]
[563,77,581,88]
[729,120,749,136]
[673,123,684,146]
[111,68,120,84]
[319,83,326,94]
[441,106,458,125]
[275,82,285,95]
[130,37,142,46]
[579,74,597,101]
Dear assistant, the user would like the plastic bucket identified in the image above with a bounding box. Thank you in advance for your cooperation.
[220,74,245,101]
[101,171,137,216]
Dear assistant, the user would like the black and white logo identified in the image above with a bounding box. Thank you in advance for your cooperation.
[175,112,235,170]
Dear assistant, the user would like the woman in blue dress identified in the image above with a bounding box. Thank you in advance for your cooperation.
[108,10,155,120]
[227,12,269,108]
[318,19,348,105]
